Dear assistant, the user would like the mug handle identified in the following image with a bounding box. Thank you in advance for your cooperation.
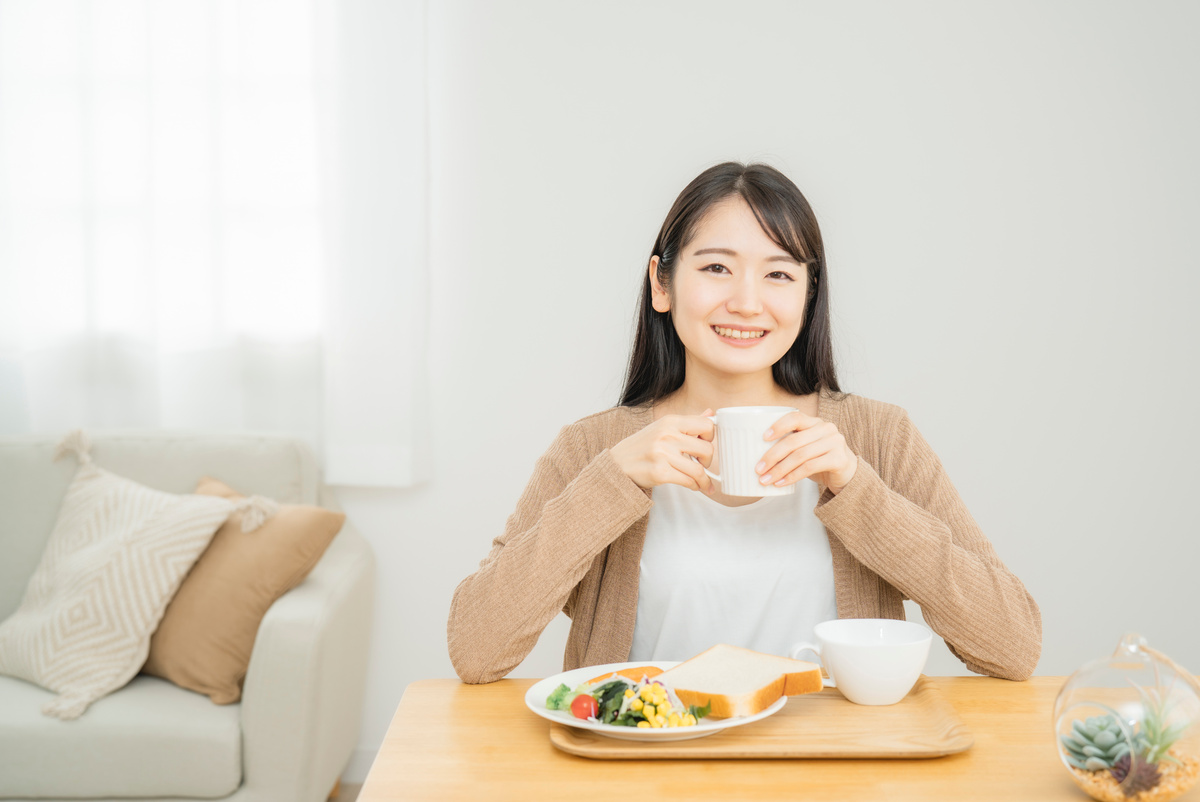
[694,415,721,483]
[789,641,836,688]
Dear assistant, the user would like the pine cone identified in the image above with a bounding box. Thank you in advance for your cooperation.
[1111,753,1162,797]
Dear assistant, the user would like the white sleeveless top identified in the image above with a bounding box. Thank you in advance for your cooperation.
[628,478,838,662]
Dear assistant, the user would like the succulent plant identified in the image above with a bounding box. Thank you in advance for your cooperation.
[1066,683,1193,797]
[1111,752,1162,797]
[1062,715,1132,771]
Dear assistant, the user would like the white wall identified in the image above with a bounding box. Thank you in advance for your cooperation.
[338,0,1200,780]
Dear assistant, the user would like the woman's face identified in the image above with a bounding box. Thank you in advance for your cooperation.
[651,195,809,382]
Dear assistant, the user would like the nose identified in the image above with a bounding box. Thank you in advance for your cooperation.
[726,275,763,316]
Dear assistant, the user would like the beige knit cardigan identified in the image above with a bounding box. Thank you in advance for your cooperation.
[447,390,1042,684]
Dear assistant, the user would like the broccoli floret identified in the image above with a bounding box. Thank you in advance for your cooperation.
[545,683,574,711]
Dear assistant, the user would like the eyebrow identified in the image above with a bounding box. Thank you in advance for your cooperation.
[692,247,806,265]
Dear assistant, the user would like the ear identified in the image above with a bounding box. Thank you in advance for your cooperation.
[649,256,670,313]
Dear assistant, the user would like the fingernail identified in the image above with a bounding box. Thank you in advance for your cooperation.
[774,479,787,487]
[706,485,715,495]
[755,461,766,473]
[760,474,772,484]
[764,429,774,439]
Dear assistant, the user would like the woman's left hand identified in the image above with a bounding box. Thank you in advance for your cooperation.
[756,411,858,494]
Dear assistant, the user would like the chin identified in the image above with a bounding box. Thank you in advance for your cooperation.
[706,354,788,377]
[680,333,795,378]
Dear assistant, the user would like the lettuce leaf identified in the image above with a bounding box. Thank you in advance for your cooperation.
[545,683,579,711]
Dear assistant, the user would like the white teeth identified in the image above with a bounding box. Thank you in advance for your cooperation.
[713,326,765,339]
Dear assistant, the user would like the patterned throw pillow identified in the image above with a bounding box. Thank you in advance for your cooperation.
[0,431,275,720]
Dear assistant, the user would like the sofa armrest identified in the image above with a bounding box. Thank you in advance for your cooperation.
[238,511,375,802]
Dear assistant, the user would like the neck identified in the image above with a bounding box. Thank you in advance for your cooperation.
[663,359,797,415]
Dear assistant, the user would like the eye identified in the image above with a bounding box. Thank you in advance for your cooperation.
[767,270,796,281]
[701,263,730,274]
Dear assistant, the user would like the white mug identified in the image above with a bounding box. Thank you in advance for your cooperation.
[789,619,933,705]
[700,406,796,497]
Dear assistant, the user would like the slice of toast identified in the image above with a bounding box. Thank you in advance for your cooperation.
[655,643,823,718]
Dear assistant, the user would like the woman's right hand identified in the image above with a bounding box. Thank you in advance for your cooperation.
[610,409,716,494]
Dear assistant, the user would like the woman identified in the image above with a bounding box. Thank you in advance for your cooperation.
[447,162,1041,684]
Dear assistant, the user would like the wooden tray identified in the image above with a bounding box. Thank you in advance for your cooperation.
[549,676,973,760]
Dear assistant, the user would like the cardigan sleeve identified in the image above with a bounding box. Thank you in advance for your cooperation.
[814,410,1042,681]
[446,423,652,684]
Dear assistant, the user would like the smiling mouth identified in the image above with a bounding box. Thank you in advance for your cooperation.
[711,325,767,340]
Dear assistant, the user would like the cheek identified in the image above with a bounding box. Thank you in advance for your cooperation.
[674,286,725,324]
[769,293,808,327]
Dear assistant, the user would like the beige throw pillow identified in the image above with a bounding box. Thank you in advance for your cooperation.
[141,477,345,704]
[0,432,271,720]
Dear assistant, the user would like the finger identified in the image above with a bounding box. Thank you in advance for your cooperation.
[660,459,705,494]
[757,426,832,474]
[759,440,831,486]
[668,452,715,494]
[764,410,824,440]
[775,453,841,487]
[671,410,716,440]
[674,433,714,467]
[649,458,698,492]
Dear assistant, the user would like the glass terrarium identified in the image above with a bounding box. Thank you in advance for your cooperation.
[1055,633,1200,802]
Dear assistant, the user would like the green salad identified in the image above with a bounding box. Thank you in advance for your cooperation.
[546,675,711,729]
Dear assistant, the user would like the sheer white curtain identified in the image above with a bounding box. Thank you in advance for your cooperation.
[0,0,428,487]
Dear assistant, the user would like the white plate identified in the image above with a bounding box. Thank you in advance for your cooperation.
[524,660,787,742]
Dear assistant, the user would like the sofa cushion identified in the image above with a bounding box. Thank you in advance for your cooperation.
[142,476,345,704]
[0,431,322,623]
[0,440,244,719]
[0,674,241,798]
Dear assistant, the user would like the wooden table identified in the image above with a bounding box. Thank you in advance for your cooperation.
[359,676,1200,801]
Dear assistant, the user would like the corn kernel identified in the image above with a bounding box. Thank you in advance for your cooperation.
[644,703,657,718]
[624,688,635,698]
[683,714,696,726]
[630,698,643,711]
[639,687,653,701]
[648,713,661,728]
[637,721,651,728]
[668,713,682,728]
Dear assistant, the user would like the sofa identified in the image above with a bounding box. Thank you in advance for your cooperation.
[0,431,375,802]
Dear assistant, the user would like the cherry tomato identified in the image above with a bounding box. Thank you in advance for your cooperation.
[570,694,599,720]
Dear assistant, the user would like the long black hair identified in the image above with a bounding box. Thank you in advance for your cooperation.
[619,162,840,407]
